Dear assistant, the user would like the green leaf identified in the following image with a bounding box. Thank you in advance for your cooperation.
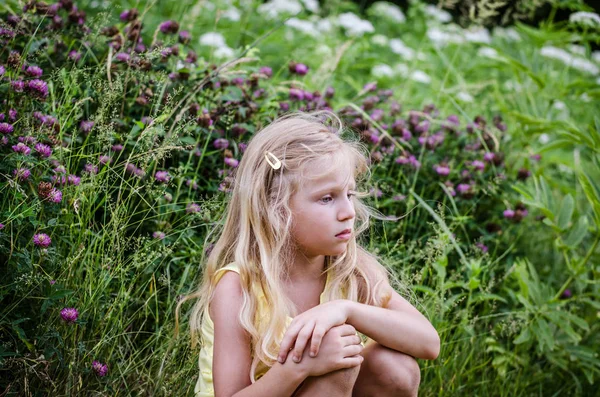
[556,194,574,230]
[579,170,600,226]
[514,327,531,344]
[12,325,34,352]
[535,317,555,352]
[563,216,588,247]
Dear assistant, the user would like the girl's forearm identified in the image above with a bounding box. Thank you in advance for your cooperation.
[344,300,440,360]
[230,362,306,397]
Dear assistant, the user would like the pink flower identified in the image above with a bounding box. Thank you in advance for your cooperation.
[35,143,52,158]
[13,168,31,181]
[434,165,450,176]
[48,188,63,203]
[186,203,201,214]
[12,142,31,155]
[503,209,515,218]
[60,307,79,323]
[92,360,108,376]
[33,233,52,247]
[153,231,166,240]
[155,171,170,183]
[224,157,239,167]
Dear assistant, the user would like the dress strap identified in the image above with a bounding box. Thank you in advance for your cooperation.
[212,263,240,285]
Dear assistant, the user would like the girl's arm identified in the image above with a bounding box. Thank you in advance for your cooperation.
[343,288,440,360]
[211,272,307,397]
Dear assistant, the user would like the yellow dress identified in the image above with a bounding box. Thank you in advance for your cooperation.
[194,263,366,396]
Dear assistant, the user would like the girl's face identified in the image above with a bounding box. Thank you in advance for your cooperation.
[289,161,356,258]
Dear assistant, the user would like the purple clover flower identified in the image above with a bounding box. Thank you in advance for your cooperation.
[92,360,108,376]
[153,231,166,240]
[11,80,25,92]
[68,175,81,185]
[186,203,201,214]
[99,155,111,165]
[239,143,248,153]
[9,109,17,121]
[471,160,485,172]
[33,233,52,247]
[68,50,81,61]
[48,188,63,203]
[25,65,43,77]
[155,171,170,183]
[26,79,49,99]
[35,143,52,158]
[0,65,5,76]
[13,168,31,181]
[434,165,450,176]
[84,163,98,174]
[561,289,572,299]
[54,165,67,174]
[179,30,191,44]
[224,157,239,167]
[112,144,124,152]
[12,142,31,155]
[475,242,488,253]
[80,120,94,133]
[363,82,377,92]
[186,179,198,190]
[503,209,515,218]
[51,175,68,185]
[294,63,308,75]
[60,307,79,323]
[0,223,4,230]
[289,88,304,101]
[159,20,179,34]
[483,152,495,162]
[456,183,471,194]
[259,66,272,78]
[0,123,14,135]
[213,138,229,150]
[114,52,130,62]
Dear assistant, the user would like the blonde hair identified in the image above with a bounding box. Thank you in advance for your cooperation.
[176,110,402,382]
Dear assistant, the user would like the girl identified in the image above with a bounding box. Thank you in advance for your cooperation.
[177,111,440,397]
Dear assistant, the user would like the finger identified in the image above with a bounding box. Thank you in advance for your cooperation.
[292,322,315,362]
[342,354,364,368]
[278,321,304,363]
[341,334,362,346]
[338,324,358,336]
[309,326,327,357]
[343,344,363,357]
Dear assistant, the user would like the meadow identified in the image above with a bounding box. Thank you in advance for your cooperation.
[1,0,599,395]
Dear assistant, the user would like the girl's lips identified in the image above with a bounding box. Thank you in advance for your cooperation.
[336,232,351,240]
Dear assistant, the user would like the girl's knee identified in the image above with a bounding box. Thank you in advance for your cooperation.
[366,344,420,395]
[330,365,362,392]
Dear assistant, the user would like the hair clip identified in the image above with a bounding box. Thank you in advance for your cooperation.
[264,151,281,170]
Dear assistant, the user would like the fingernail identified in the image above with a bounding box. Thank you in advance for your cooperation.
[293,356,299,362]
[310,351,315,357]
[278,356,284,363]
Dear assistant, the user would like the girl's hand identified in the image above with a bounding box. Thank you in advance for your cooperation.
[278,300,350,364]
[281,324,363,378]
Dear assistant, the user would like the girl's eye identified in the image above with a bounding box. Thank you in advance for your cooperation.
[321,193,355,203]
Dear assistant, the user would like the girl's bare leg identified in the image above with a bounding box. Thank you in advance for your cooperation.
[292,365,361,397]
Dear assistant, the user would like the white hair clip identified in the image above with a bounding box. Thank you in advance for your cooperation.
[265,151,281,170]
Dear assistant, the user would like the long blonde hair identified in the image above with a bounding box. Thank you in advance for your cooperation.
[176,110,401,382]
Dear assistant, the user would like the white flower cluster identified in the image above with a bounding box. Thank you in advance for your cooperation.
[337,12,375,36]
[371,63,431,84]
[285,17,332,37]
[370,1,406,23]
[199,32,234,58]
[424,5,452,23]
[540,46,599,75]
[569,11,600,27]
[257,0,302,18]
[493,27,521,41]
[427,24,493,46]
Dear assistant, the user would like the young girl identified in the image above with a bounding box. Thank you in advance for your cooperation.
[177,111,440,397]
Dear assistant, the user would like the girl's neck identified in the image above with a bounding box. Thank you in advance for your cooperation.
[287,254,328,282]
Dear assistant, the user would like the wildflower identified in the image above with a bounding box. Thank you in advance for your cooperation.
[13,168,31,181]
[279,102,290,111]
[35,143,52,158]
[289,88,304,101]
[186,179,198,190]
[292,63,308,75]
[26,79,49,99]
[155,171,170,183]
[503,209,515,219]
[60,307,79,323]
[424,5,452,23]
[153,231,166,240]
[475,242,488,253]
[224,157,239,167]
[68,175,81,185]
[120,8,138,22]
[561,289,572,299]
[456,183,471,194]
[324,87,335,98]
[12,142,31,155]
[471,160,485,172]
[159,20,179,34]
[134,168,146,178]
[363,82,377,92]
[99,155,111,165]
[164,193,173,202]
[239,143,248,153]
[569,11,600,27]
[48,188,63,203]
[68,50,81,61]
[259,66,272,78]
[530,154,541,162]
[213,138,229,150]
[50,279,56,285]
[483,152,495,162]
[33,233,52,247]
[0,65,5,76]
[11,80,25,92]
[80,120,94,133]
[179,30,191,44]
[0,123,14,134]
[111,144,124,152]
[186,203,201,214]
[25,65,43,77]
[517,168,531,181]
[114,52,130,62]
[337,12,374,36]
[84,163,98,174]
[51,175,68,185]
[434,164,450,176]
[0,223,4,230]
